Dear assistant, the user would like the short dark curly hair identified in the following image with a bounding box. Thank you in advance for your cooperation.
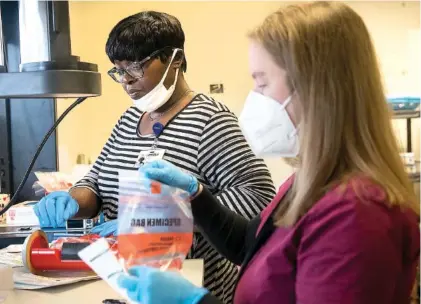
[105,11,187,72]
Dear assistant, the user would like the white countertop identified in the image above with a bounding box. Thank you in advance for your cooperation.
[1,259,204,304]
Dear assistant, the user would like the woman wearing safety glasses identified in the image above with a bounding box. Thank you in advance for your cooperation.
[33,11,276,303]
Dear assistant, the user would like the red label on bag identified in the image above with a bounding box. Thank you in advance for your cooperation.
[118,232,193,269]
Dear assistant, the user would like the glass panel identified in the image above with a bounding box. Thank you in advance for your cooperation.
[19,0,49,65]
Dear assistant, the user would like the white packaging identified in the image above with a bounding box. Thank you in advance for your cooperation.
[6,201,40,226]
[400,152,415,166]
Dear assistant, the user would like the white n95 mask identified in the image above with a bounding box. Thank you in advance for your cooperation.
[239,91,299,158]
[132,48,180,112]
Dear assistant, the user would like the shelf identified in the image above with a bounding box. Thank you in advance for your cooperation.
[407,161,420,183]
[408,172,420,183]
[392,110,420,119]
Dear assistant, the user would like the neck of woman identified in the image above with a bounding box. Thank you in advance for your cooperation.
[155,77,192,114]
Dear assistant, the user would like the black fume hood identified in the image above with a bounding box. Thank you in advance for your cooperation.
[0,0,101,98]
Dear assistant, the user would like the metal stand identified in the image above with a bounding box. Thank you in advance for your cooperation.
[0,0,100,202]
[0,1,58,201]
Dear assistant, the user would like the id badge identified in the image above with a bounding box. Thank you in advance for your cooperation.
[135,149,166,167]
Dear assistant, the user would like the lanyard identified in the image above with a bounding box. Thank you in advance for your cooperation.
[151,122,164,149]
[135,122,166,168]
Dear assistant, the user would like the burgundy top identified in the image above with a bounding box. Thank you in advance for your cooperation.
[233,177,420,304]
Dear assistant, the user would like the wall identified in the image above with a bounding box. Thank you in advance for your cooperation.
[57,1,420,187]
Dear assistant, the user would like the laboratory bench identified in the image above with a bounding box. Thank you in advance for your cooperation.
[0,226,28,249]
[0,224,204,303]
[1,259,204,304]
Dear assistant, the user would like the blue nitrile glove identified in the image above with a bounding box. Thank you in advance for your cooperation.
[117,266,209,304]
[33,191,79,228]
[139,160,199,196]
[90,219,118,237]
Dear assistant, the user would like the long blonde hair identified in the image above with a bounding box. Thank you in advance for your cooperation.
[249,1,418,226]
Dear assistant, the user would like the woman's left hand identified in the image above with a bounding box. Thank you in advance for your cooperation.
[139,160,199,196]
[117,266,209,304]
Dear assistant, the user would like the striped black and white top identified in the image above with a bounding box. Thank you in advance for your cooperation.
[74,94,276,303]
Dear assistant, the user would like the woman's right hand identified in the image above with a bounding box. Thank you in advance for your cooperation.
[33,191,79,228]
[90,219,118,237]
[139,160,199,196]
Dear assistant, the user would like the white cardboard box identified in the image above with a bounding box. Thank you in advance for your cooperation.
[6,201,40,226]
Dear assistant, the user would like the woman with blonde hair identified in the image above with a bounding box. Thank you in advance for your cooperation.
[116,2,420,303]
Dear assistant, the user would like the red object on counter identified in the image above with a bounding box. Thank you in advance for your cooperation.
[51,234,117,251]
[23,230,118,274]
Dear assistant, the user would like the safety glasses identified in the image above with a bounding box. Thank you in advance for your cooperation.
[107,47,170,83]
